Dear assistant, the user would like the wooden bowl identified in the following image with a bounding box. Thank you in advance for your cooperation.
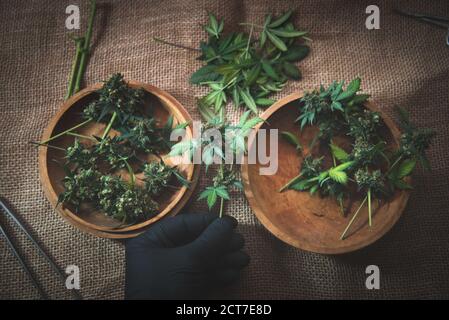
[241,92,410,254]
[39,81,200,238]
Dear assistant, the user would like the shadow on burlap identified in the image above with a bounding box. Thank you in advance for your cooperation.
[0,0,448,299]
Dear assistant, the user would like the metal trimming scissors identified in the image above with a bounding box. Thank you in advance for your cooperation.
[395,8,449,46]
[0,197,82,300]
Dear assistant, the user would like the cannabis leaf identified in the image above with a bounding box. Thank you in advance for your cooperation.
[205,13,224,39]
[259,10,308,52]
[397,159,416,178]
[198,185,230,209]
[185,12,309,118]
[281,131,302,152]
[330,143,349,162]
[328,170,348,185]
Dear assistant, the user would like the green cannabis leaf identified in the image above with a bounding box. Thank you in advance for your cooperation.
[185,11,309,117]
[330,143,349,162]
[169,110,262,216]
[281,131,302,153]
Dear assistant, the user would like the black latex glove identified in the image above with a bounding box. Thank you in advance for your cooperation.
[125,213,249,300]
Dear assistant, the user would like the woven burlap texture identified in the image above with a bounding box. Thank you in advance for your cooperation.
[1,0,448,299]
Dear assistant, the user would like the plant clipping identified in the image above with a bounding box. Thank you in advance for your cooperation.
[37,74,189,224]
[163,11,310,216]
[279,78,435,239]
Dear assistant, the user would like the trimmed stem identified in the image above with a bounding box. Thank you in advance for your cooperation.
[385,155,403,176]
[66,132,96,141]
[330,139,337,167]
[244,25,253,54]
[29,141,66,151]
[219,197,224,218]
[218,163,225,218]
[74,0,97,93]
[102,112,117,139]
[368,189,372,227]
[153,37,200,52]
[40,118,92,144]
[338,198,345,216]
[65,37,85,99]
[238,22,264,29]
[279,173,302,192]
[340,195,368,240]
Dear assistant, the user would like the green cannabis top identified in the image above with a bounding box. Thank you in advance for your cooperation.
[56,74,188,224]
[280,78,435,239]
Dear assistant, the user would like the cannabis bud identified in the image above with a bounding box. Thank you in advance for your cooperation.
[111,188,158,223]
[94,136,134,170]
[127,118,165,153]
[301,155,323,178]
[354,168,384,194]
[399,128,435,159]
[65,138,97,169]
[144,161,176,196]
[58,168,102,212]
[54,74,188,224]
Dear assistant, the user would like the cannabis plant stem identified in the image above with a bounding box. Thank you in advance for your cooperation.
[66,37,85,99]
[153,37,201,52]
[66,132,96,141]
[340,195,368,240]
[338,198,345,216]
[367,189,372,227]
[102,112,117,139]
[219,163,225,218]
[279,173,302,192]
[385,155,403,176]
[29,141,66,151]
[40,118,92,144]
[219,197,225,218]
[238,22,264,29]
[74,0,97,93]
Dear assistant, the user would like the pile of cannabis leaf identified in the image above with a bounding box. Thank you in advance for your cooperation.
[164,11,310,216]
[279,77,435,239]
[190,11,309,121]
[39,74,188,224]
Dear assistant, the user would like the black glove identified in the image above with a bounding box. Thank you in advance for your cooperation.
[125,213,249,299]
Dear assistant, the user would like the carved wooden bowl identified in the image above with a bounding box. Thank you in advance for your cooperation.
[39,81,199,238]
[241,92,409,254]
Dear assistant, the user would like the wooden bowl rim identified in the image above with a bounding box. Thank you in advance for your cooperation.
[39,81,200,236]
[241,92,410,254]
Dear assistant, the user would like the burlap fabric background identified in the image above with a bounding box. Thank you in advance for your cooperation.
[1,0,448,299]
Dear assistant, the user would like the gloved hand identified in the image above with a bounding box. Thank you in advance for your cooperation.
[125,213,249,299]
